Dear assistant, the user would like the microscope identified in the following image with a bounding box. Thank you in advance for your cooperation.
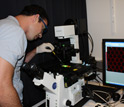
[21,62,85,107]
[54,25,82,64]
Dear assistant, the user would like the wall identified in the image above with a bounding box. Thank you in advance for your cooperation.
[86,0,124,61]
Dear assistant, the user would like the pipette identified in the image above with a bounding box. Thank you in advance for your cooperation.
[52,51,64,65]
[52,51,71,68]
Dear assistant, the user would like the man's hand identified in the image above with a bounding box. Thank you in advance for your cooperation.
[36,43,54,53]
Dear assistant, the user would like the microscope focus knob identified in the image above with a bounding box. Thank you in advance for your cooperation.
[66,100,71,106]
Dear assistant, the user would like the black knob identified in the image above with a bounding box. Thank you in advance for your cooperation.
[66,100,71,106]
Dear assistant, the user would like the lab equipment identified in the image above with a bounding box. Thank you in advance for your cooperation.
[21,63,85,107]
[54,25,82,64]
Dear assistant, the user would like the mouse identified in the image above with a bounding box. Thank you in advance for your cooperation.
[112,93,120,101]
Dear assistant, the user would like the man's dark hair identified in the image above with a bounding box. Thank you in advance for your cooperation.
[19,4,49,24]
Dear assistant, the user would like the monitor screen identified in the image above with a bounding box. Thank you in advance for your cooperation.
[103,39,124,88]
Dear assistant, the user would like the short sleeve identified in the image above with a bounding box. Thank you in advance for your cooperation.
[0,24,27,67]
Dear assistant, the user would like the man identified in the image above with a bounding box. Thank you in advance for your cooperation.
[0,5,54,107]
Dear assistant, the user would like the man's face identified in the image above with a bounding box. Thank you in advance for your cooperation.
[26,15,48,41]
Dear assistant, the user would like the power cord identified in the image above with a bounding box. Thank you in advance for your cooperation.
[94,72,103,85]
[84,83,121,107]
[93,90,111,106]
[87,32,94,56]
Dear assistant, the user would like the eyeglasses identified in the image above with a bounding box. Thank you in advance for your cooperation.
[39,16,48,33]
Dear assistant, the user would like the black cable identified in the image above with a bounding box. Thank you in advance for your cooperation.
[87,32,94,56]
[96,74,103,83]
[95,78,101,84]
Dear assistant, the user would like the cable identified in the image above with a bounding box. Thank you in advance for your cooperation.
[84,83,111,106]
[120,89,124,103]
[87,32,94,56]
[93,90,112,107]
[96,73,103,83]
[82,32,94,57]
[85,82,120,107]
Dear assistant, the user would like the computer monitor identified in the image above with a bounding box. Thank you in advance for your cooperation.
[103,39,124,88]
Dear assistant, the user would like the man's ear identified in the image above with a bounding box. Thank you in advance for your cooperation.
[32,14,39,23]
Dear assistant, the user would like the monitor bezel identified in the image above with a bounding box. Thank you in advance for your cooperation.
[102,39,124,88]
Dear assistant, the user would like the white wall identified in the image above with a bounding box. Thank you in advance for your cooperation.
[86,0,124,61]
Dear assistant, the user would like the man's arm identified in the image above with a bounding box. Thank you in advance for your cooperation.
[25,48,36,63]
[0,57,22,107]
